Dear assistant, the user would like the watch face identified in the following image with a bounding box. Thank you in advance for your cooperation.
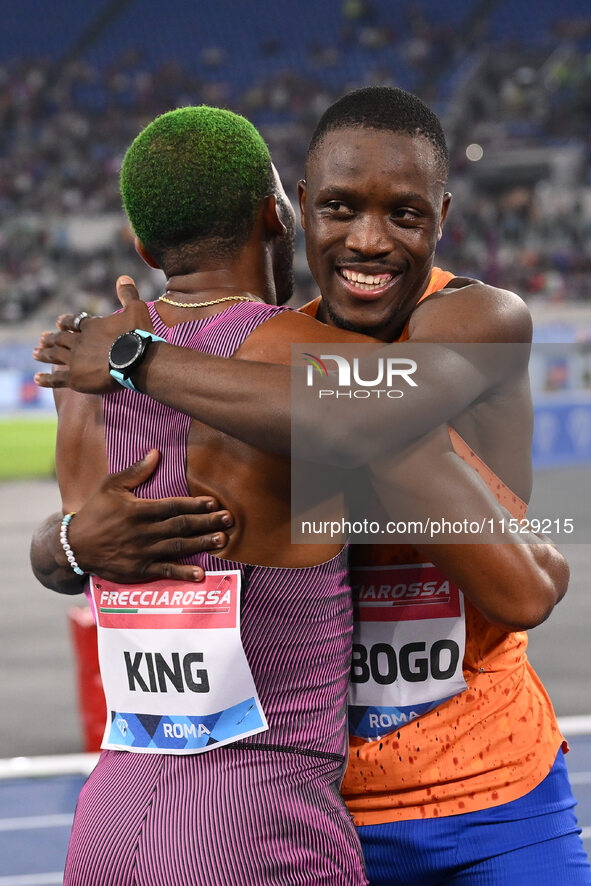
[109,332,144,371]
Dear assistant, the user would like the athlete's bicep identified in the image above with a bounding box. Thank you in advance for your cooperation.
[407,283,533,345]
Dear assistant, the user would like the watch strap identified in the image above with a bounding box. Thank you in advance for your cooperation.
[134,329,167,342]
[109,368,141,391]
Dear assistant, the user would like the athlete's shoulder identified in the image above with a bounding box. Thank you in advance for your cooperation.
[298,296,321,318]
[234,303,374,365]
[409,278,532,344]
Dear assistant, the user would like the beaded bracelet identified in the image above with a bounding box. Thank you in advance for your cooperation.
[59,513,85,576]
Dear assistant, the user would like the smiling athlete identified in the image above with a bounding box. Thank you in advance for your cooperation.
[299,102,451,343]
[32,88,589,884]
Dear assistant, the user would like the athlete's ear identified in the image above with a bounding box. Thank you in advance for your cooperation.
[438,192,452,241]
[262,194,286,238]
[134,237,161,269]
[298,180,306,231]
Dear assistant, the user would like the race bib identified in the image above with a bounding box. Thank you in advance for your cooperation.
[89,572,268,754]
[348,563,468,741]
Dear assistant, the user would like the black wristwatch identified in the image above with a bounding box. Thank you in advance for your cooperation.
[108,329,166,391]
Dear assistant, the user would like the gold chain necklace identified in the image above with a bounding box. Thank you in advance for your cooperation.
[158,294,256,308]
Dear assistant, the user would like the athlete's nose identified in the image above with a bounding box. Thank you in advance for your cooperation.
[344,213,394,257]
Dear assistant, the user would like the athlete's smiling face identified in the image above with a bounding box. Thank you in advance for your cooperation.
[299,127,451,342]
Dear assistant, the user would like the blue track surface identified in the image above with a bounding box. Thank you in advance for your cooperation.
[1,737,590,885]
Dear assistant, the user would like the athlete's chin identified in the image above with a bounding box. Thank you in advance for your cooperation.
[324,299,393,338]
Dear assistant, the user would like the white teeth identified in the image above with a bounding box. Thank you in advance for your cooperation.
[341,269,393,288]
[359,281,382,290]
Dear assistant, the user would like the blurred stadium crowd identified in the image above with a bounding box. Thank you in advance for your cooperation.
[1,0,591,324]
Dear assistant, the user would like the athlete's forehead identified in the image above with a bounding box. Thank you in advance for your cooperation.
[306,127,445,195]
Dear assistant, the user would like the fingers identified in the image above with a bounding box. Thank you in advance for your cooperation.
[143,563,206,582]
[98,560,206,583]
[33,329,75,363]
[56,313,98,333]
[34,369,69,388]
[146,507,234,537]
[56,314,77,331]
[146,531,228,560]
[99,462,234,536]
[125,492,233,525]
[55,314,88,332]
[33,343,72,367]
[118,503,233,538]
[37,329,73,349]
[116,275,140,307]
[103,456,233,533]
[104,450,162,492]
[159,510,233,535]
[95,532,228,584]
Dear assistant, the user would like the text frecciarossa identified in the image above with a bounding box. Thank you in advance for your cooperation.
[354,578,451,601]
[98,588,231,608]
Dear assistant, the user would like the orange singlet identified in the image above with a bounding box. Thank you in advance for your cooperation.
[300,267,565,824]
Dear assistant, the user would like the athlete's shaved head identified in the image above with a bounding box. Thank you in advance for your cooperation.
[120,105,274,270]
[307,86,449,181]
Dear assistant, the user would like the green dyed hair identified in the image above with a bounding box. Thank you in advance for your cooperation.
[120,106,273,267]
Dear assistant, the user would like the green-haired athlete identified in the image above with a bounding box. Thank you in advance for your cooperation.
[32,103,373,884]
[121,107,274,264]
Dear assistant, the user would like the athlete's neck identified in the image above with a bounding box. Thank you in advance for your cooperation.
[163,230,278,307]
[164,270,265,306]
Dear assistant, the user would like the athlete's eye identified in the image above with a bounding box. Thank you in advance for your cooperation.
[391,208,421,225]
[323,201,355,216]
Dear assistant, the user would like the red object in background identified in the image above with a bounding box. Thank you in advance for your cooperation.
[19,378,40,405]
[68,606,106,752]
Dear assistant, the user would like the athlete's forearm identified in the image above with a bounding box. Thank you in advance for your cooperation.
[369,435,568,632]
[30,512,86,595]
[421,538,569,633]
[33,299,530,467]
[134,341,513,468]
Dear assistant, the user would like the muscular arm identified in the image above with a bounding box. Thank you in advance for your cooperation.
[34,280,532,466]
[368,427,569,632]
[422,535,568,632]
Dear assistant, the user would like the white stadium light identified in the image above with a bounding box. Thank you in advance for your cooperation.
[466,143,484,162]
